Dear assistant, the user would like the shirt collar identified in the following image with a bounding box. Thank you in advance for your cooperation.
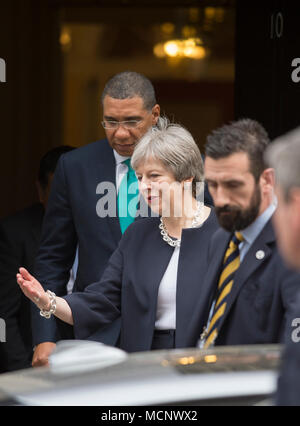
[240,199,277,246]
[113,150,130,166]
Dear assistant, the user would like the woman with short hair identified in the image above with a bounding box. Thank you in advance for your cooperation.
[17,118,219,352]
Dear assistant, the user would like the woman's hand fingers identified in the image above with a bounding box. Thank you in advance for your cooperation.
[16,276,39,300]
[16,268,49,310]
[18,267,35,282]
[17,267,44,293]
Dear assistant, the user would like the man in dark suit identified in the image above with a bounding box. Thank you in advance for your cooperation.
[193,119,300,349]
[0,145,74,372]
[265,127,300,405]
[31,71,161,367]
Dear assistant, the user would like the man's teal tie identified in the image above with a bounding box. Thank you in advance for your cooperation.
[117,158,139,234]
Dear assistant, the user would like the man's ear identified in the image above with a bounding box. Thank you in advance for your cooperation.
[260,168,275,195]
[151,104,160,125]
[261,168,275,186]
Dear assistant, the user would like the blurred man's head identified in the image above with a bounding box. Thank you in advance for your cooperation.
[265,128,300,270]
[37,145,75,208]
[101,71,160,157]
[205,119,274,232]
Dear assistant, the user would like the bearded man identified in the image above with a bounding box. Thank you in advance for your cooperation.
[193,119,300,349]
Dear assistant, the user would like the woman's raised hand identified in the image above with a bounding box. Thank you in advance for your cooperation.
[16,267,50,311]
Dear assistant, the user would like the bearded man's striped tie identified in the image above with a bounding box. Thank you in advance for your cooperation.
[204,231,244,349]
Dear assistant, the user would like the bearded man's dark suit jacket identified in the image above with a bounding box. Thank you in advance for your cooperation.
[0,203,44,372]
[58,210,219,352]
[188,218,300,347]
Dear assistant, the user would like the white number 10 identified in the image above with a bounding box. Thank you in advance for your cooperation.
[270,12,283,39]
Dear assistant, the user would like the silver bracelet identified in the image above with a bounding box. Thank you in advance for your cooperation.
[40,290,57,319]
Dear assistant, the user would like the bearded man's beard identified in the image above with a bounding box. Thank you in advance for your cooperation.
[215,184,261,232]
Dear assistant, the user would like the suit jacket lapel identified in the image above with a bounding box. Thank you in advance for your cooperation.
[190,230,230,335]
[217,219,275,334]
[175,226,218,346]
[205,231,231,309]
[97,145,123,245]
